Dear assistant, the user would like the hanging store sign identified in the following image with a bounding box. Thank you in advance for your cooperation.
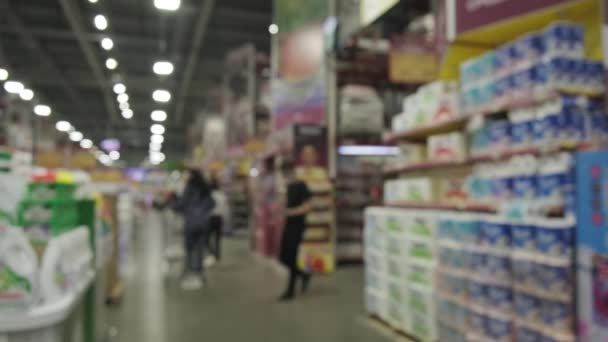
[449,0,574,36]
[389,34,438,83]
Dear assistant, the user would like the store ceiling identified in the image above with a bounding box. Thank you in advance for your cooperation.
[0,0,271,163]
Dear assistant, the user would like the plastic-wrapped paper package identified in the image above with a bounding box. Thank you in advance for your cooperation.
[0,225,39,311]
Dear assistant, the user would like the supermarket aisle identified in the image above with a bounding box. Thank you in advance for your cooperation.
[108,211,393,342]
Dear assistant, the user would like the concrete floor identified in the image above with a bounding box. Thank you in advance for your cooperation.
[107,212,395,342]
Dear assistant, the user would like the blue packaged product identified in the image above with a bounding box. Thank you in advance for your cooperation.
[471,252,487,275]
[485,253,511,282]
[565,58,580,91]
[588,61,604,94]
[459,218,481,244]
[547,57,569,89]
[468,280,487,307]
[491,175,513,203]
[482,217,511,250]
[569,24,584,56]
[485,313,513,341]
[494,76,512,103]
[541,298,574,332]
[557,107,586,143]
[512,174,538,200]
[486,284,513,313]
[510,119,535,148]
[495,44,514,75]
[439,246,454,268]
[512,67,535,96]
[533,112,550,145]
[514,291,541,321]
[517,33,545,62]
[537,262,573,296]
[469,309,486,335]
[532,61,549,92]
[516,324,543,342]
[535,219,574,258]
[438,218,453,241]
[513,257,536,289]
[512,222,536,252]
[544,23,572,57]
[489,120,511,151]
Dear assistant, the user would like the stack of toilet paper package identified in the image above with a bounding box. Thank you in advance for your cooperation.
[364,207,439,342]
[436,210,576,342]
[461,22,604,116]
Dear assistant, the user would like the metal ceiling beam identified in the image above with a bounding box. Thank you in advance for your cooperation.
[59,0,119,123]
[1,0,87,114]
[174,0,216,124]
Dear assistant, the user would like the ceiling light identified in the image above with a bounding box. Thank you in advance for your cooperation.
[119,102,130,111]
[99,154,111,165]
[117,93,129,103]
[4,81,24,94]
[94,14,108,30]
[80,139,93,149]
[101,37,114,50]
[150,142,162,151]
[152,89,171,103]
[105,58,118,70]
[0,69,8,81]
[55,120,72,132]
[154,0,181,11]
[69,131,84,142]
[109,151,120,160]
[151,134,164,144]
[34,104,51,116]
[19,88,34,101]
[113,83,126,94]
[153,61,174,75]
[150,152,166,163]
[121,109,133,119]
[150,124,165,135]
[269,24,279,35]
[89,0,98,3]
[151,110,167,122]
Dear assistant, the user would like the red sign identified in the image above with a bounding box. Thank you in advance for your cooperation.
[455,0,573,34]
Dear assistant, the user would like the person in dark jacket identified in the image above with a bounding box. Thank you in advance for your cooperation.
[278,168,313,301]
[174,169,215,290]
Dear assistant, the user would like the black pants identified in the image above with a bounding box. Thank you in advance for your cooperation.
[208,216,223,260]
[279,224,307,296]
[185,229,206,274]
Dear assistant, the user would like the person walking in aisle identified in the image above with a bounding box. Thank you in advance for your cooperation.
[278,167,313,301]
[174,169,215,290]
[206,179,228,266]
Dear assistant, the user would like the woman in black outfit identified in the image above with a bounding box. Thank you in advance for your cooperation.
[278,169,313,301]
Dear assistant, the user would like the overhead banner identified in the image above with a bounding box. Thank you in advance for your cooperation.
[449,0,574,36]
[272,0,328,129]
[389,34,438,83]
[223,44,256,148]
[360,0,399,27]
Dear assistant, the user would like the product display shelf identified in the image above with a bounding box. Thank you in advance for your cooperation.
[385,116,468,144]
[384,201,497,214]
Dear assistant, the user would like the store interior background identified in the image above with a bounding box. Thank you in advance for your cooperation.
[1,0,608,341]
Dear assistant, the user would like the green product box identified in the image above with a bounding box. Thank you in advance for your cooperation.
[27,182,77,202]
[17,199,79,243]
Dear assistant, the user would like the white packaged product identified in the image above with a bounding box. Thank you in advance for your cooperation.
[339,85,384,134]
[428,132,467,162]
[0,225,39,310]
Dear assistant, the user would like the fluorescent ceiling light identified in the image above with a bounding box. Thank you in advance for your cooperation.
[150,142,162,152]
[119,102,130,111]
[69,131,84,142]
[105,58,118,70]
[113,83,126,94]
[89,0,98,3]
[338,145,400,156]
[34,104,51,116]
[151,134,164,144]
[109,151,120,160]
[20,88,34,101]
[150,124,165,135]
[153,61,174,75]
[55,120,72,132]
[94,14,108,30]
[151,110,167,122]
[269,24,279,35]
[150,152,166,163]
[0,69,8,81]
[4,81,24,94]
[117,93,129,103]
[154,0,181,11]
[152,89,171,103]
[101,37,114,50]
[121,109,133,119]
[80,139,93,149]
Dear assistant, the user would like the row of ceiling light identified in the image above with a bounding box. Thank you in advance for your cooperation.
[89,0,177,165]
[0,67,115,165]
